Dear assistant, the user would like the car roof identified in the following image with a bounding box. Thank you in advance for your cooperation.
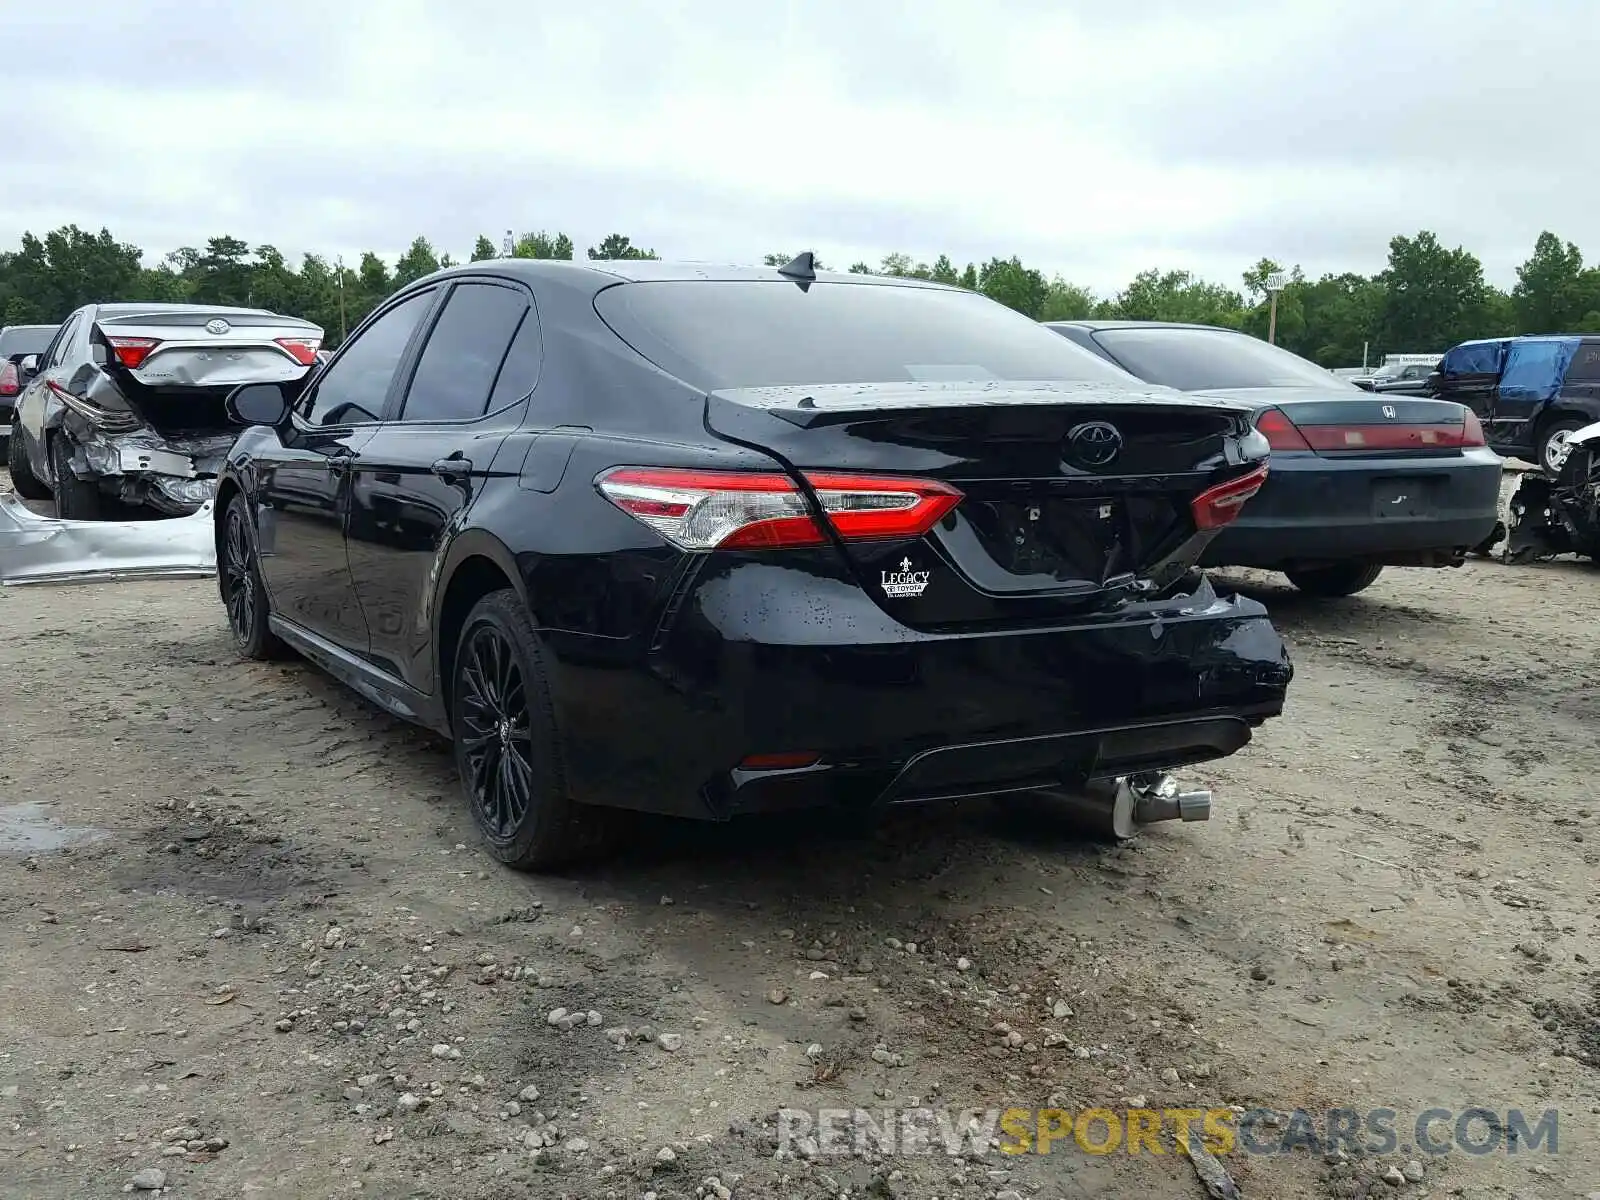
[425,258,956,292]
[1045,319,1240,334]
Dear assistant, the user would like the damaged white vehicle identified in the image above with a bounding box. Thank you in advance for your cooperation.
[6,303,322,518]
[1504,418,1600,562]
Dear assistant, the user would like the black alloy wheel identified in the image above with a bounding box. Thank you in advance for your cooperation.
[451,590,613,870]
[221,494,287,660]
[457,621,536,843]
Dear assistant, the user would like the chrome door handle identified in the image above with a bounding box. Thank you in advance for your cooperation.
[431,456,472,479]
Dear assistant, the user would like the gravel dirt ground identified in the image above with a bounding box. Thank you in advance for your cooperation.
[1,465,1596,1200]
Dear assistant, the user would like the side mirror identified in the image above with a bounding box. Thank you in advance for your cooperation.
[226,382,290,427]
[17,354,39,377]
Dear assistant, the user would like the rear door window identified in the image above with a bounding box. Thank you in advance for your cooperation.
[45,314,82,368]
[488,307,543,409]
[397,282,532,422]
[1564,342,1600,383]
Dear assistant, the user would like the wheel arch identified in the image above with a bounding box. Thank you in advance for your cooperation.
[213,476,242,538]
[1533,406,1600,471]
[1535,403,1600,440]
[432,531,533,726]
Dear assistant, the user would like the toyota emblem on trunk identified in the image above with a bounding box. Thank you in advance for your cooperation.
[1066,421,1123,468]
[205,318,231,335]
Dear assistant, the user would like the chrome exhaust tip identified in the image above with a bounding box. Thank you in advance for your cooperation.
[1038,771,1214,840]
[1133,785,1213,824]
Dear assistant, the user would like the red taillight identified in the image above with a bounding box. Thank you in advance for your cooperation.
[275,337,322,366]
[1298,422,1478,451]
[106,336,161,369]
[44,379,143,431]
[803,471,963,541]
[1191,463,1269,531]
[0,362,17,397]
[595,467,963,551]
[1461,409,1486,448]
[738,752,821,771]
[1254,407,1311,451]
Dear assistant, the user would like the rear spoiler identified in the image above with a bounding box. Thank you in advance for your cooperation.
[94,309,321,334]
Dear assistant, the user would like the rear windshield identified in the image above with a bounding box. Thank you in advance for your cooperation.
[1094,327,1357,392]
[594,280,1137,391]
[0,325,57,357]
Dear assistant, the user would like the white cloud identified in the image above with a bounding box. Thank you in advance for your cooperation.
[3,0,1597,293]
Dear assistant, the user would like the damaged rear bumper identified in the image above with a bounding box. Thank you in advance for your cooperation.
[0,493,215,585]
[63,414,232,515]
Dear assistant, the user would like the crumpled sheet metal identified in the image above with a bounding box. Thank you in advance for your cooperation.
[0,494,216,586]
[130,348,308,388]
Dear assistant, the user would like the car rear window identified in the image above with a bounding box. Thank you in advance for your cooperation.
[0,325,57,357]
[1094,327,1358,392]
[593,280,1136,391]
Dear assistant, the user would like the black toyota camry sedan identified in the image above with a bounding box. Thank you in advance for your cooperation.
[1046,321,1504,596]
[216,259,1292,868]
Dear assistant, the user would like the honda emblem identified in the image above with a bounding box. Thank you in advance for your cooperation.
[1381,405,1397,419]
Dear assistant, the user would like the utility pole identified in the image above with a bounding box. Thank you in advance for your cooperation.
[335,254,348,343]
[1264,271,1289,345]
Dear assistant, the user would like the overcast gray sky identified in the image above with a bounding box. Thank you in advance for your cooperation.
[4,0,1596,294]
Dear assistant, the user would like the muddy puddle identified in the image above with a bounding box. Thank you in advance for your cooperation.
[0,802,107,856]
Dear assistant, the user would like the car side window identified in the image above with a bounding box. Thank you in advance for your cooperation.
[488,305,543,409]
[46,314,81,368]
[302,291,434,427]
[397,283,531,422]
[1565,344,1600,382]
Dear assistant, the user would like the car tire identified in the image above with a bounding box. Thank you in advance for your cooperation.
[47,433,101,520]
[450,589,616,870]
[1536,417,1590,476]
[7,416,51,500]
[220,493,290,661]
[1284,561,1383,597]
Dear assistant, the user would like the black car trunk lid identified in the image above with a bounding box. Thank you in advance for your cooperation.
[706,381,1262,628]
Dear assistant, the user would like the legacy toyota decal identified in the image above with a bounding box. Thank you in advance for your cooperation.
[881,557,931,598]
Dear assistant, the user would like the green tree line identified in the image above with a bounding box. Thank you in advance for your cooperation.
[2,224,1598,365]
